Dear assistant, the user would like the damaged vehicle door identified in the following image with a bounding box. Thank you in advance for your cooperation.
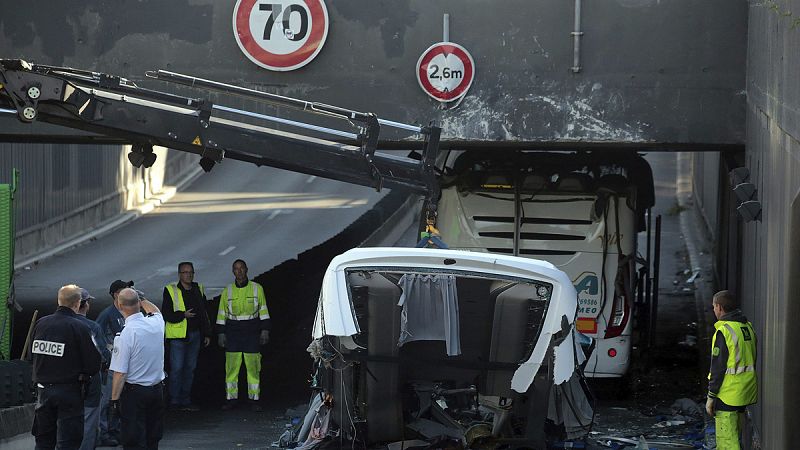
[304,248,593,449]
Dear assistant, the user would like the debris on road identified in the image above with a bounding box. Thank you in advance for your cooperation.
[669,398,703,418]
[653,419,685,428]
[677,335,698,348]
[593,434,697,449]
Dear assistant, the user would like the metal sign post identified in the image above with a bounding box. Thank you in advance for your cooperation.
[416,14,475,103]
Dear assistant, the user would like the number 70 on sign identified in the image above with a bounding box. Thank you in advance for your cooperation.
[233,0,329,71]
[258,3,308,41]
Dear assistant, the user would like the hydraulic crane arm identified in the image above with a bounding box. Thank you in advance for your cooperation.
[0,59,440,210]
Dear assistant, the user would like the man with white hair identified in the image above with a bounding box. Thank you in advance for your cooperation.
[109,288,166,449]
[30,284,102,450]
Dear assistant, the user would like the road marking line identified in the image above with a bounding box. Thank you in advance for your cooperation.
[306,176,317,183]
[219,246,236,256]
[268,209,282,220]
[143,265,176,281]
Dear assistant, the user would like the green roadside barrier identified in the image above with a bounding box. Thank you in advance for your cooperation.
[0,169,18,360]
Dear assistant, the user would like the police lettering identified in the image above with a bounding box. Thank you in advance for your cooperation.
[32,340,65,357]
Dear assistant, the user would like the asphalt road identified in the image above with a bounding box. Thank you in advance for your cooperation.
[587,151,709,449]
[14,159,382,327]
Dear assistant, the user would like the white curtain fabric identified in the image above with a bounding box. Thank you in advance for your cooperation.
[547,372,594,439]
[397,274,461,356]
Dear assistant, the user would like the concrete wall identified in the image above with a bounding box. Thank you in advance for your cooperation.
[0,0,747,145]
[0,144,199,263]
[690,1,800,448]
[0,404,34,450]
[691,152,720,240]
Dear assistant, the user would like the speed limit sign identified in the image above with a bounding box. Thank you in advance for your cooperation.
[233,0,329,71]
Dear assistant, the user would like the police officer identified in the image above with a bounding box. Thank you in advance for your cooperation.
[75,288,111,450]
[30,284,102,450]
[109,288,166,450]
[706,290,758,450]
[96,279,133,446]
[216,259,270,411]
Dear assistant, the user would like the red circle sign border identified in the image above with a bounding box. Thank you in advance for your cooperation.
[416,42,475,102]
[233,0,329,71]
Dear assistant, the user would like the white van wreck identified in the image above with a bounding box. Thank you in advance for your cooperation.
[300,247,594,449]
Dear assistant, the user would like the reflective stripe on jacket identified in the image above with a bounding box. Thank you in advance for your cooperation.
[216,281,269,325]
[164,283,205,339]
[708,319,758,406]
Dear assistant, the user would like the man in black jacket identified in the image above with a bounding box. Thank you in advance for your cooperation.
[30,284,102,450]
[706,290,758,450]
[75,288,111,450]
[162,261,211,411]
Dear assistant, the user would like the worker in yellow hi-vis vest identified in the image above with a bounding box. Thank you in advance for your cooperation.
[162,261,211,411]
[706,290,758,450]
[216,259,270,412]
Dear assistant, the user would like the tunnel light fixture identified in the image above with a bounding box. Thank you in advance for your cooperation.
[737,200,762,223]
[733,182,757,203]
[729,168,762,222]
[729,167,750,186]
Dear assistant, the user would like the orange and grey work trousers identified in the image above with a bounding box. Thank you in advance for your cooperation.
[224,352,261,400]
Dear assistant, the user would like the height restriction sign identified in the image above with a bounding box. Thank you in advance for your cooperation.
[233,0,329,71]
[416,42,475,102]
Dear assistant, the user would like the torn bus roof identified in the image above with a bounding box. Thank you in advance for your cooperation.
[311,247,580,392]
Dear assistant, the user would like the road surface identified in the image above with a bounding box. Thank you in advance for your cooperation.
[14,159,381,329]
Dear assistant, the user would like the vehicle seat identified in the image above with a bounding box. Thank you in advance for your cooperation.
[521,174,549,192]
[555,173,594,192]
[346,272,403,442]
[596,174,629,193]
[485,281,542,397]
[482,174,512,188]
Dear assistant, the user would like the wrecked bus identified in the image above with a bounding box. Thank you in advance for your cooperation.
[433,151,655,380]
[303,247,593,448]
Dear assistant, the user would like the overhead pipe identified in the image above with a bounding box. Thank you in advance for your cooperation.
[571,0,583,73]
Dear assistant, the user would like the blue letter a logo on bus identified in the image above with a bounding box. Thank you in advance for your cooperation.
[573,272,599,295]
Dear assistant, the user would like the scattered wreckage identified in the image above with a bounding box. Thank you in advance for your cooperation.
[296,248,594,449]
